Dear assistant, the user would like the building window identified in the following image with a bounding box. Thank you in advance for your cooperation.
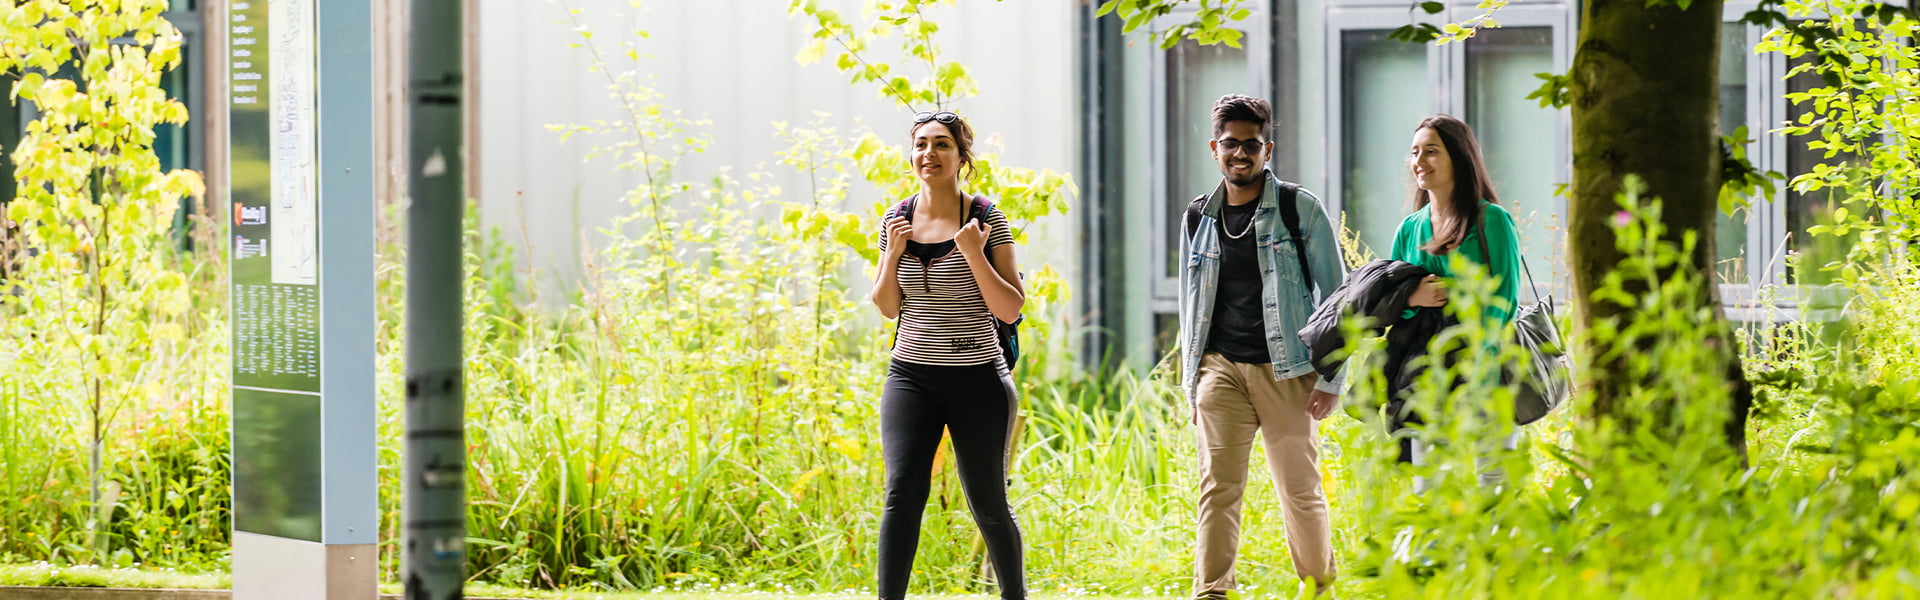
[1325,5,1571,298]
[1339,28,1432,260]
[1164,39,1251,279]
[1782,50,1868,284]
[162,1,206,251]
[4,5,200,206]
[1,73,18,281]
[1147,7,1269,310]
[1716,21,1755,285]
[1466,26,1559,290]
[155,40,194,173]
[1326,6,1569,280]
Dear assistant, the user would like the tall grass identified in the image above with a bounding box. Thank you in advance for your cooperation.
[0,207,231,571]
[2,182,1916,597]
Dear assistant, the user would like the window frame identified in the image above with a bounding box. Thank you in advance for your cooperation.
[1452,7,1573,300]
[1323,6,1573,298]
[1717,12,1781,315]
[1146,5,1272,312]
[1321,7,1448,263]
[1721,3,1801,318]
[166,0,208,175]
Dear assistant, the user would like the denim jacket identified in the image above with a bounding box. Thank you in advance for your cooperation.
[1179,170,1350,405]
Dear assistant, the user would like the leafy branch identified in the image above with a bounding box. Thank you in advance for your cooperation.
[788,0,978,111]
[1095,0,1253,48]
[550,0,714,301]
[786,0,1070,226]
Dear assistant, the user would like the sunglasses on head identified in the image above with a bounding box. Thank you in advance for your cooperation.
[912,111,961,125]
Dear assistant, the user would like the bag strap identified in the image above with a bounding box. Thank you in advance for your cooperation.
[1185,194,1208,240]
[1276,182,1312,287]
[1472,202,1542,303]
[969,194,996,268]
[969,195,1023,329]
[896,195,917,222]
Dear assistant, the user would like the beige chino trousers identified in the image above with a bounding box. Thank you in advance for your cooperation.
[1193,353,1337,597]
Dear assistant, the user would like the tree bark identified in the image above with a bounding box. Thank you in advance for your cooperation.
[1569,0,1752,456]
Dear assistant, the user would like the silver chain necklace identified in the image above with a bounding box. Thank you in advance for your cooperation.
[1221,206,1256,240]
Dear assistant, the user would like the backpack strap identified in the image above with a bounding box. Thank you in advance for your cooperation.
[894,195,917,222]
[1184,187,1313,287]
[1184,194,1208,241]
[897,193,1007,269]
[1275,182,1311,287]
[969,194,992,220]
[969,194,996,268]
[969,195,1024,340]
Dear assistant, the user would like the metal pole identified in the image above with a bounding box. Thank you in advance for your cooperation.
[403,0,466,597]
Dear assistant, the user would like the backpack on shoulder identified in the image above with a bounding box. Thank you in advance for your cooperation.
[892,194,1025,367]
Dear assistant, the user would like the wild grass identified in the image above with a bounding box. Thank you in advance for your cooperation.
[5,190,1911,598]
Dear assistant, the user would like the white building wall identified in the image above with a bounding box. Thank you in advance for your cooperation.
[471,0,1080,311]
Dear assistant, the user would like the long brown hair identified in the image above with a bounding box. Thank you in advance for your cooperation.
[1411,115,1499,254]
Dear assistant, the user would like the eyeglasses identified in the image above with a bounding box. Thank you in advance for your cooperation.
[1215,137,1268,155]
[913,111,961,125]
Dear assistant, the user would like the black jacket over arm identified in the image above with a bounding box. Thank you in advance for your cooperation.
[1298,259,1455,462]
[1298,259,1432,379]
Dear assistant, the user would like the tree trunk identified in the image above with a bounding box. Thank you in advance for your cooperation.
[1568,0,1752,456]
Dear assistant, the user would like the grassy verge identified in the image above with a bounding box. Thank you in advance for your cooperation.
[0,563,227,589]
[0,564,1188,600]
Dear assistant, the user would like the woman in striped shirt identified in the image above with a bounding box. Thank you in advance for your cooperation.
[868,110,1026,600]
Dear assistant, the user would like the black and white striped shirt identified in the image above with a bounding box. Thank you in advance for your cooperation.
[879,207,1015,367]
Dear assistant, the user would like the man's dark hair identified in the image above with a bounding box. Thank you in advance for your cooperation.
[1211,94,1271,138]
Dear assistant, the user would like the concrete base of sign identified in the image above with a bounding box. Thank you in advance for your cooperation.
[231,532,375,600]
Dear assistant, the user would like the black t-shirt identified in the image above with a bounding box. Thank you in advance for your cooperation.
[1206,199,1271,364]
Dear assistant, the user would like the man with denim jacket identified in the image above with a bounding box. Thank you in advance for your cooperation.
[1178,95,1347,597]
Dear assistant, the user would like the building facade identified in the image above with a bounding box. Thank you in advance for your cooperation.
[1079,0,1832,367]
[0,0,1835,373]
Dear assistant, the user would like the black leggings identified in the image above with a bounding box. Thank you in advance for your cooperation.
[877,359,1024,600]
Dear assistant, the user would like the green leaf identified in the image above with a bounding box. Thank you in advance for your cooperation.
[1526,71,1570,109]
[795,39,828,65]
[16,71,44,99]
[1218,28,1244,48]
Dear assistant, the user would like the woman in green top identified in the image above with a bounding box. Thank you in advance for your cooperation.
[1391,114,1523,491]
[1395,115,1523,323]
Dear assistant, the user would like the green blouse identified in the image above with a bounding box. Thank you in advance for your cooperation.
[1389,201,1524,325]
